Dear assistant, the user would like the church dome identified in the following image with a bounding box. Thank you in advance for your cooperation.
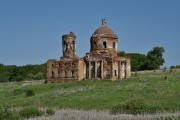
[92,19,118,39]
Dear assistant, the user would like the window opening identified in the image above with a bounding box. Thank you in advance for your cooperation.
[94,42,97,48]
[72,71,75,78]
[65,71,67,78]
[103,41,107,48]
[113,42,116,49]
[72,41,75,52]
[115,70,117,76]
[52,71,54,78]
[64,41,67,52]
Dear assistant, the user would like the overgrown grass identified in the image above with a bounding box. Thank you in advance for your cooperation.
[0,105,20,120]
[0,105,55,119]
[0,69,179,116]
[45,108,55,116]
[110,98,160,115]
[156,115,180,120]
[19,106,44,119]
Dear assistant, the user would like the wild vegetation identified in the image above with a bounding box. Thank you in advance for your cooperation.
[0,46,179,119]
[0,63,46,82]
[118,46,165,71]
[170,64,180,69]
[0,105,55,120]
[0,68,180,119]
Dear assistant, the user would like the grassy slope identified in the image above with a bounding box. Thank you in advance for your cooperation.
[0,69,180,111]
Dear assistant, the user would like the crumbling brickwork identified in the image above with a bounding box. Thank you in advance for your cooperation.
[47,19,131,83]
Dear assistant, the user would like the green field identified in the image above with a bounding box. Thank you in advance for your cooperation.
[0,69,180,112]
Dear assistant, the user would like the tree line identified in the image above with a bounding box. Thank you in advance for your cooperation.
[170,65,180,69]
[118,46,165,71]
[0,63,46,82]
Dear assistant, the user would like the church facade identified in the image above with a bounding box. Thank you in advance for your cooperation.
[47,19,131,83]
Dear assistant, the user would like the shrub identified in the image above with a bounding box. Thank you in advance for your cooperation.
[46,108,55,116]
[13,88,24,96]
[12,88,35,97]
[110,98,159,115]
[19,106,44,119]
[25,89,35,97]
[0,105,20,120]
[156,115,180,120]
[15,75,24,82]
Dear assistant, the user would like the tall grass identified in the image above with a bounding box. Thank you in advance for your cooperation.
[19,106,44,119]
[110,98,159,115]
[0,69,179,119]
[0,105,20,120]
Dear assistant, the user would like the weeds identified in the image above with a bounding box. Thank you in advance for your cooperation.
[13,88,24,96]
[0,69,180,114]
[45,108,55,116]
[12,88,35,97]
[110,98,159,115]
[0,105,20,120]
[156,115,180,120]
[25,89,35,97]
[19,106,44,119]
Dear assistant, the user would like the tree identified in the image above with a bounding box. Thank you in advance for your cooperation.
[146,46,165,70]
[118,51,126,57]
[117,51,148,71]
[118,46,165,71]
[125,53,148,71]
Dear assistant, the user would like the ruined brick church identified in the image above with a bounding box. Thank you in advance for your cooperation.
[47,19,131,83]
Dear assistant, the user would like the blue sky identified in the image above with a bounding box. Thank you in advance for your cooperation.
[0,0,180,67]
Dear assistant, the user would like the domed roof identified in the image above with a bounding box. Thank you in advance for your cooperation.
[92,19,118,39]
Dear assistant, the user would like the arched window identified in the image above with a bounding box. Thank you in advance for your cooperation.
[90,41,93,50]
[103,41,107,48]
[64,41,66,51]
[52,71,54,78]
[113,42,116,49]
[114,70,117,76]
[72,41,75,52]
[65,71,67,78]
[72,62,75,67]
[94,42,97,48]
[59,71,62,78]
[72,71,75,78]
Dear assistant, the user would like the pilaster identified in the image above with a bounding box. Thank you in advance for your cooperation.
[101,61,103,79]
[88,62,91,79]
[118,61,122,79]
[95,61,97,79]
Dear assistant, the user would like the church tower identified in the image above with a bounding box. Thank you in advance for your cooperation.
[62,32,76,59]
[90,19,118,57]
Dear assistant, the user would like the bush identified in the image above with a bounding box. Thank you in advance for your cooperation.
[15,75,24,82]
[25,89,35,97]
[110,98,159,115]
[13,89,24,96]
[19,106,44,119]
[156,115,180,120]
[46,108,55,116]
[0,105,20,120]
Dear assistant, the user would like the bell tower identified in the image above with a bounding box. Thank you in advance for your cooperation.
[62,32,76,58]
